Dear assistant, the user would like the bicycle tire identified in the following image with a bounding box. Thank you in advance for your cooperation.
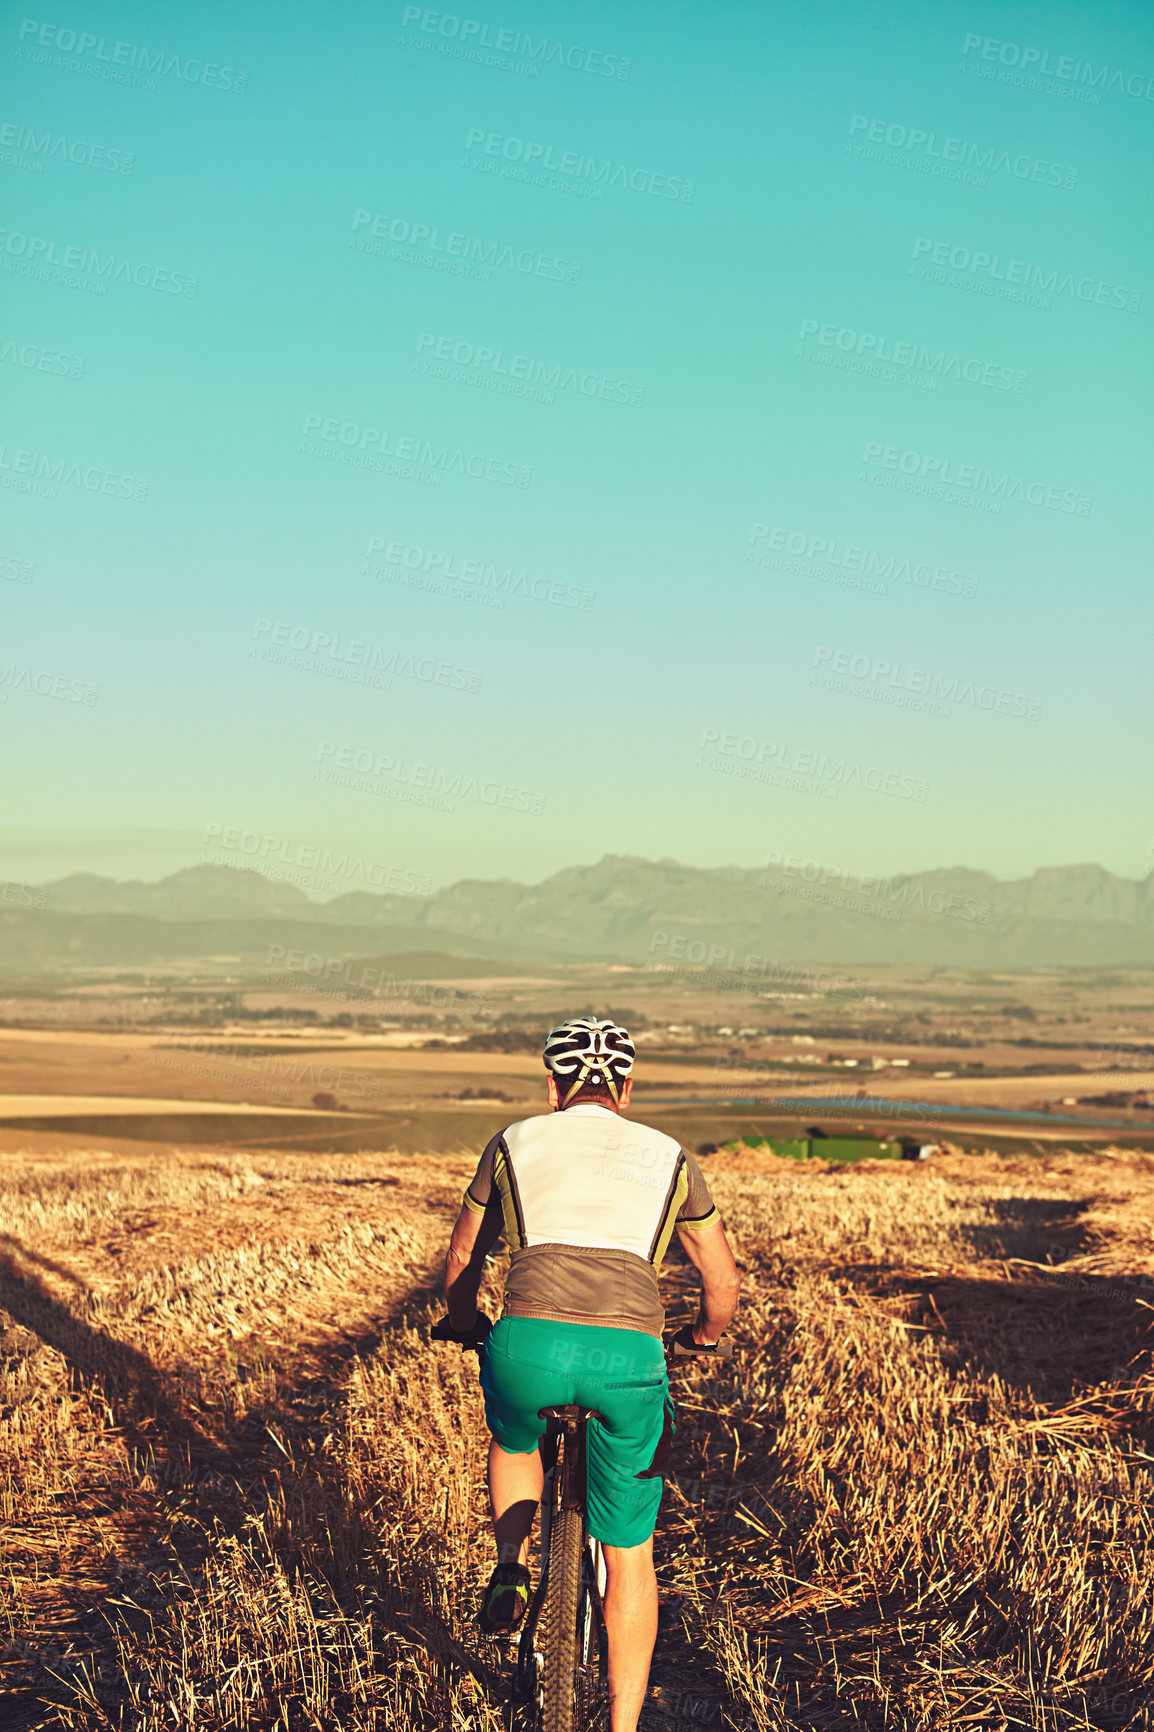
[540,1503,584,1732]
[574,1541,607,1730]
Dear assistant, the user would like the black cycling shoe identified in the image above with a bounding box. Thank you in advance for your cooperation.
[478,1561,531,1635]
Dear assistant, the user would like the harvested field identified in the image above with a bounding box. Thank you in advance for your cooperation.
[1,1139,1152,1729]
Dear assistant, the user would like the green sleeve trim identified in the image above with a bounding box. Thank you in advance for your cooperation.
[676,1205,722,1233]
[462,1187,489,1215]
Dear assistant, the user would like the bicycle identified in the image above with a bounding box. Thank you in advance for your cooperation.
[435,1316,733,1732]
[514,1397,607,1732]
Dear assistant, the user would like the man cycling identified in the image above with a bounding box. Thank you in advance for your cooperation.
[436,1016,741,1732]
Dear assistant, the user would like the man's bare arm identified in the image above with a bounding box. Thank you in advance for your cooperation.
[676,1219,740,1346]
[444,1203,505,1330]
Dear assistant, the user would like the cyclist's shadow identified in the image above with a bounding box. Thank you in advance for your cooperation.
[0,1235,231,1469]
[1,1235,521,1719]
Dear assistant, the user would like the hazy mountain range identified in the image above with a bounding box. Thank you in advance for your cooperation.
[2,858,1153,972]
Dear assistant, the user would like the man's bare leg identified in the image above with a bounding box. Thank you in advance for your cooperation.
[488,1437,543,1564]
[490,1443,658,1729]
[601,1535,658,1732]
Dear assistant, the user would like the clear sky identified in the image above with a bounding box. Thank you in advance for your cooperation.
[3,0,1152,891]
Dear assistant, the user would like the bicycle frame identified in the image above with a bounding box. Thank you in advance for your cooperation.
[514,1404,608,1722]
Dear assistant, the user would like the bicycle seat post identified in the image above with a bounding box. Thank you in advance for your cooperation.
[537,1405,603,1514]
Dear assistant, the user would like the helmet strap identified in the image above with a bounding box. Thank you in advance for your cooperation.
[561,1065,590,1107]
[560,1063,620,1108]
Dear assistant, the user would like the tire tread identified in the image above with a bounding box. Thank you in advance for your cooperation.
[540,1504,583,1732]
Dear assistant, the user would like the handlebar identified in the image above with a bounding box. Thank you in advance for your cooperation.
[432,1315,734,1360]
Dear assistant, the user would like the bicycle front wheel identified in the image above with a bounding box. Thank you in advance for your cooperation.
[540,1503,584,1732]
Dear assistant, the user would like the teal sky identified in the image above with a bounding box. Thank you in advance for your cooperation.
[3,0,1152,892]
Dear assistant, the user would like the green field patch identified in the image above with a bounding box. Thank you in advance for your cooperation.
[726,1134,906,1163]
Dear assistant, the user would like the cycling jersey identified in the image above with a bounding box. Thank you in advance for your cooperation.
[462,1104,720,1337]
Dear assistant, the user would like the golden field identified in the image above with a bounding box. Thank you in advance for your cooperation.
[1,1133,1152,1730]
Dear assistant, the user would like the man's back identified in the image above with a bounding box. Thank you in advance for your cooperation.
[464,1103,719,1336]
[493,1104,683,1252]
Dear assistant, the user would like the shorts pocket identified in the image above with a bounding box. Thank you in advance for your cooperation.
[635,1392,675,1480]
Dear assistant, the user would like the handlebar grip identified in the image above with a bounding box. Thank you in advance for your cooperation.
[431,1314,492,1353]
[670,1326,734,1359]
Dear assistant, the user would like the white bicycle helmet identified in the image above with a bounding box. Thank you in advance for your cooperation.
[543,1016,635,1107]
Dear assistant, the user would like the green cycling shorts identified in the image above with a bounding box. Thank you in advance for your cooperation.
[479,1316,674,1549]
